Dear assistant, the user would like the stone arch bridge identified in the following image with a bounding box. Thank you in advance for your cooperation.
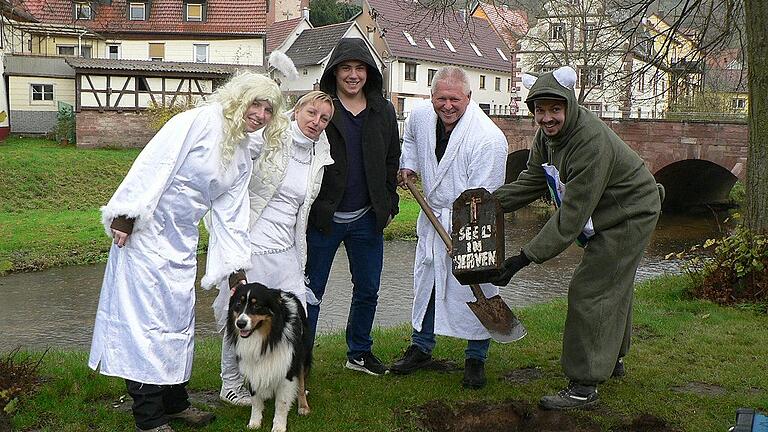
[493,116,748,212]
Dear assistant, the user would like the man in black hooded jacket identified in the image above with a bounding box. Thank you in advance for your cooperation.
[305,38,400,375]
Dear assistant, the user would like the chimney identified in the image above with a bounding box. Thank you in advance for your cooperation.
[302,7,310,20]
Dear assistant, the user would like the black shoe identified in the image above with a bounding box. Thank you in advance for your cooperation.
[611,357,625,378]
[345,352,388,376]
[461,358,486,389]
[539,382,599,410]
[390,345,432,375]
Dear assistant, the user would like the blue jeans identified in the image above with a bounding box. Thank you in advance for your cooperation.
[306,211,383,360]
[412,288,490,362]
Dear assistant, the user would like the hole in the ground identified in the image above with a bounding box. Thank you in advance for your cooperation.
[410,399,677,432]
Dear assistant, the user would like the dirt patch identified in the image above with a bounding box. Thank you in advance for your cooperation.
[670,382,726,396]
[502,367,543,385]
[632,324,660,341]
[407,399,677,432]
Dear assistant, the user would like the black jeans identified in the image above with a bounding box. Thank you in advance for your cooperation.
[125,379,190,430]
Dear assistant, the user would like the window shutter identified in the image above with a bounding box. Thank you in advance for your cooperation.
[149,43,164,59]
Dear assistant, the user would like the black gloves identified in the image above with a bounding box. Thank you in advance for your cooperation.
[490,250,531,286]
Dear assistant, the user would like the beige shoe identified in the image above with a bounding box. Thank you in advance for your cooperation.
[167,406,215,427]
[136,424,174,432]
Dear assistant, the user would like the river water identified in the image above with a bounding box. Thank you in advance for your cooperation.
[0,208,730,352]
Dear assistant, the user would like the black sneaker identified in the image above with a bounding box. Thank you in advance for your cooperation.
[539,382,599,410]
[461,358,486,389]
[611,357,625,378]
[345,352,388,376]
[390,345,432,375]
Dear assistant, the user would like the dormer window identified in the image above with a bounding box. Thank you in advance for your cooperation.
[129,2,146,20]
[185,2,205,22]
[74,2,93,20]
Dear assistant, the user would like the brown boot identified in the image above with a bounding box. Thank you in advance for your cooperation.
[167,406,215,427]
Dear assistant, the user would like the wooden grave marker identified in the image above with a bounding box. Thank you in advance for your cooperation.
[451,188,504,285]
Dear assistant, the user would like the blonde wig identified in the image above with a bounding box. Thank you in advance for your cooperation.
[205,70,289,167]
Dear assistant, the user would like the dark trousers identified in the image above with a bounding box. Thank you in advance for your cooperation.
[305,210,384,359]
[125,379,190,430]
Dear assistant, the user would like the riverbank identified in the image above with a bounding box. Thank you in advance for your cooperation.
[7,274,767,431]
[0,137,419,273]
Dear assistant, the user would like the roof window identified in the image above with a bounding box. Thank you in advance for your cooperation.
[425,38,435,49]
[496,47,509,61]
[470,42,482,56]
[444,38,456,52]
[403,31,417,46]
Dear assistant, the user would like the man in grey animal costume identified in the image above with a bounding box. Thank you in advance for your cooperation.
[492,66,662,409]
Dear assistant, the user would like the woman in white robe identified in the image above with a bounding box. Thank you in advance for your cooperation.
[88,71,289,432]
[212,91,335,406]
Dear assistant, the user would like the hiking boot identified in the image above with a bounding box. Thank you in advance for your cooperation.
[167,406,215,427]
[136,424,175,432]
[345,352,388,376]
[611,357,625,378]
[220,385,251,406]
[390,345,433,375]
[539,382,599,410]
[461,358,486,389]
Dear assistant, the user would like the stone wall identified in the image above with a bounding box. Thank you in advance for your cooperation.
[490,115,749,180]
[76,110,155,148]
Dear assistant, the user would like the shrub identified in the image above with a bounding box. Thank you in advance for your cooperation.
[677,216,768,310]
[145,100,195,131]
[55,102,76,145]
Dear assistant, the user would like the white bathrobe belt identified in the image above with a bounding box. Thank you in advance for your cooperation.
[420,206,452,300]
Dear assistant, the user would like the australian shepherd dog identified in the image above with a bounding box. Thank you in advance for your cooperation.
[227,282,312,432]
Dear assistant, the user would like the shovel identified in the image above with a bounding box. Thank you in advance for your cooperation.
[405,178,527,343]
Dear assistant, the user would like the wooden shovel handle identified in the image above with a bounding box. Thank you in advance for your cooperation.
[404,178,453,249]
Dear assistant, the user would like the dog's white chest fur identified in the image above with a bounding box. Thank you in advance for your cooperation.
[235,335,295,396]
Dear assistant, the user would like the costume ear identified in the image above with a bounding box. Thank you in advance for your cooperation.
[521,73,538,89]
[553,66,577,89]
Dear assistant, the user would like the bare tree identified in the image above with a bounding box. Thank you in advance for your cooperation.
[744,0,767,233]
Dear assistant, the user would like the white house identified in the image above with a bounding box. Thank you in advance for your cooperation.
[356,0,515,117]
[513,0,672,119]
[272,21,382,96]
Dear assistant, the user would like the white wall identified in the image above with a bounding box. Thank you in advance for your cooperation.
[9,76,75,111]
[78,75,213,109]
[107,38,263,65]
[388,59,512,115]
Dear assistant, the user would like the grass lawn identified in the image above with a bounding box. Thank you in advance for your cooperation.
[0,137,420,273]
[7,274,768,431]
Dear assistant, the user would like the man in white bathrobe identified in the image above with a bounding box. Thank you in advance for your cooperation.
[392,66,509,389]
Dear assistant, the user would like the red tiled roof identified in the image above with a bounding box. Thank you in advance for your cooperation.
[367,0,512,73]
[21,0,266,35]
[476,1,527,50]
[266,16,303,53]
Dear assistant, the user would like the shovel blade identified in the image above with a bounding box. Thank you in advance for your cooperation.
[467,295,527,343]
